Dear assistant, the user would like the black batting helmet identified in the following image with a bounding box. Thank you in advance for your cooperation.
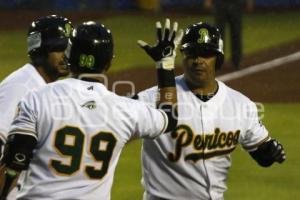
[180,22,224,69]
[27,15,73,65]
[69,21,114,74]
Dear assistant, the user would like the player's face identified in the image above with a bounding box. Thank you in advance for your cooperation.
[182,53,217,87]
[46,51,70,77]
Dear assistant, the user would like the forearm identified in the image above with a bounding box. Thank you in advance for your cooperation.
[157,70,177,132]
[0,133,36,198]
[0,166,20,198]
[138,18,182,133]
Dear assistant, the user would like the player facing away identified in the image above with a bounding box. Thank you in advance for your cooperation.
[0,15,73,199]
[0,19,182,200]
[137,22,286,200]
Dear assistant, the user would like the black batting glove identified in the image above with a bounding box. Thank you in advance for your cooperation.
[250,138,286,167]
[137,18,183,70]
[269,139,286,163]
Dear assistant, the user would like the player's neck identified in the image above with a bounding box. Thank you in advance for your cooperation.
[35,66,57,83]
[187,80,218,96]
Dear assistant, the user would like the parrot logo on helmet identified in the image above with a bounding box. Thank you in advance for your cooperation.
[197,28,209,44]
[64,23,72,37]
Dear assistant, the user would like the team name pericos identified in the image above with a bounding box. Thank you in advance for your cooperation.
[167,124,240,162]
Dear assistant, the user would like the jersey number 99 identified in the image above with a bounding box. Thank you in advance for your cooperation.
[50,126,117,180]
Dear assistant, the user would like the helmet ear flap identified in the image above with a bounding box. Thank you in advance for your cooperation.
[215,53,224,70]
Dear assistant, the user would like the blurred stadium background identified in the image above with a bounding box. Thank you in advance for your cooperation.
[0,0,300,10]
[0,0,299,199]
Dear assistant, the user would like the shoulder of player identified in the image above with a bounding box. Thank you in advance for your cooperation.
[22,79,68,100]
[0,67,39,101]
[175,74,193,92]
[116,91,155,107]
[0,65,28,85]
[0,63,44,89]
[37,79,115,101]
[219,81,253,103]
[175,74,185,85]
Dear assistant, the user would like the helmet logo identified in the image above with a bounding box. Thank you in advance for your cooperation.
[64,23,72,37]
[79,54,95,69]
[198,28,209,44]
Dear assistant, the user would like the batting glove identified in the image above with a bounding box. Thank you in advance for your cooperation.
[250,138,286,167]
[269,139,286,164]
[138,18,183,70]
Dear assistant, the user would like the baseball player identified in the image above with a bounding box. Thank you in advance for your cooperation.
[0,15,73,199]
[0,19,181,200]
[137,22,286,200]
[0,14,73,154]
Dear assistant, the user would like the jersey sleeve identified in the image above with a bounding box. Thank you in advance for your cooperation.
[131,100,168,139]
[239,101,269,151]
[0,83,31,140]
[8,91,38,141]
[137,87,158,108]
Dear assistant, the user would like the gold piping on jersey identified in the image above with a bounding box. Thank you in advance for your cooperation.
[168,124,240,162]
[157,109,168,136]
[185,147,236,162]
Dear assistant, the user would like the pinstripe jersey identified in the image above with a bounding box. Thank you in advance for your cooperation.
[138,75,268,200]
[8,78,168,200]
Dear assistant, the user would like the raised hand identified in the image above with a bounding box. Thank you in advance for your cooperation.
[138,18,183,70]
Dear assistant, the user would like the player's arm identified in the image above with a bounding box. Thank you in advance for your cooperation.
[0,83,31,160]
[0,134,37,198]
[242,102,286,167]
[1,92,38,198]
[249,138,285,167]
[138,18,183,133]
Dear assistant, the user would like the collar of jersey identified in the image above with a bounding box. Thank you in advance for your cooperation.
[179,75,227,112]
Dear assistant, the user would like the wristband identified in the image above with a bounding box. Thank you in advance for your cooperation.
[157,68,176,88]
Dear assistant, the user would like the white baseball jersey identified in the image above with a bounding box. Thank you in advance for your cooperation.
[0,63,46,141]
[0,63,46,200]
[138,75,269,200]
[9,78,168,200]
